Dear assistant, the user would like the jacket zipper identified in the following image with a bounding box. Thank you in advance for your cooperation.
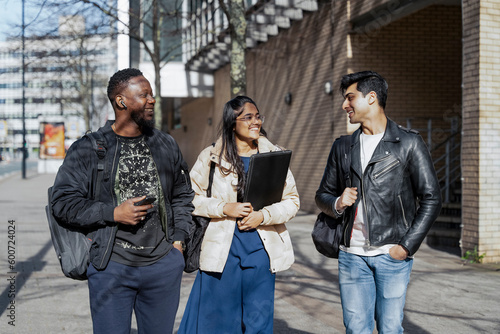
[146,140,168,238]
[361,175,370,247]
[346,154,370,246]
[374,159,400,179]
[360,152,395,246]
[343,152,351,246]
[99,139,120,268]
[398,195,409,229]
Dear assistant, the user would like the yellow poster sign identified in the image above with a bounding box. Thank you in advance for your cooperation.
[40,122,65,159]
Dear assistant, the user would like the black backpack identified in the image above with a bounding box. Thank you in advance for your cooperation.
[46,131,106,280]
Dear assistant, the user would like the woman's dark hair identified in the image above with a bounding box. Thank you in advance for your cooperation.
[340,71,388,109]
[218,95,267,201]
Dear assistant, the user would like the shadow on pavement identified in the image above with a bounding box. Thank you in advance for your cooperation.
[0,240,52,317]
[274,318,314,333]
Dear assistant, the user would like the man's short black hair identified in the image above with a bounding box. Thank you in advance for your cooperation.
[107,68,143,103]
[340,71,389,109]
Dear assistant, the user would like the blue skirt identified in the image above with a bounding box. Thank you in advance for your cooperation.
[178,224,276,334]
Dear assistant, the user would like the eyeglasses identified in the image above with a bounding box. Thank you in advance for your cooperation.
[236,114,265,124]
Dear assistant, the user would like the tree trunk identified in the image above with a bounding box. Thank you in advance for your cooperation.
[221,0,247,97]
[154,62,163,131]
[152,0,164,130]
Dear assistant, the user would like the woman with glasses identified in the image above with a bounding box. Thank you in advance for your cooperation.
[178,96,300,333]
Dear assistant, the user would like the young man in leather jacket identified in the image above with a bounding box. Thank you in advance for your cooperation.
[51,68,194,333]
[316,71,442,334]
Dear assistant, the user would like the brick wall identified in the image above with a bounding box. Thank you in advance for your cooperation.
[347,4,462,147]
[462,0,500,263]
[462,0,481,260]
[243,4,337,213]
[478,0,500,263]
[169,97,216,168]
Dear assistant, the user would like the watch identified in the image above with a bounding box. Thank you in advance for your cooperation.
[173,241,186,251]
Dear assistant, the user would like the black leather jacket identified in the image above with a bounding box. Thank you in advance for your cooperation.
[316,118,442,256]
[51,121,195,270]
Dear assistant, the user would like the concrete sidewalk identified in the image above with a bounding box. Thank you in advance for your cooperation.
[0,172,499,333]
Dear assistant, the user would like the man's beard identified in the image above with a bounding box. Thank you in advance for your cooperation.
[132,111,155,129]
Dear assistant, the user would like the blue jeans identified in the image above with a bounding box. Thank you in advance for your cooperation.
[87,248,184,334]
[338,250,413,334]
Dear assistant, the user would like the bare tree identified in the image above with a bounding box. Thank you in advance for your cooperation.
[29,0,249,127]
[79,0,185,130]
[1,5,115,132]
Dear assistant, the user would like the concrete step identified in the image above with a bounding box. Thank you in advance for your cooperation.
[442,202,461,210]
[426,229,461,248]
[434,215,461,225]
[427,223,461,249]
[427,227,461,238]
[440,202,461,216]
[428,201,462,250]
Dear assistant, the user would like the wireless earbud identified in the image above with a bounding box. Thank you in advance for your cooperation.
[120,101,127,108]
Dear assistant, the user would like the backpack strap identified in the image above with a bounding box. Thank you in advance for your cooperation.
[206,142,216,198]
[85,131,107,201]
[206,162,216,198]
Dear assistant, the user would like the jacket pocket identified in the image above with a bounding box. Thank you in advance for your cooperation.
[398,194,409,229]
[373,157,400,180]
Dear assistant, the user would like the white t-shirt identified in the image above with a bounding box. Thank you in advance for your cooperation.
[341,132,396,256]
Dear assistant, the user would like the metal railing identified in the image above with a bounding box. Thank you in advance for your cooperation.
[431,131,461,203]
[406,117,461,204]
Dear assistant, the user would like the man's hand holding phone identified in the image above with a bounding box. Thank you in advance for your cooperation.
[114,195,156,225]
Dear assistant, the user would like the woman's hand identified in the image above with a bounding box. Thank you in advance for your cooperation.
[223,202,253,218]
[238,211,264,231]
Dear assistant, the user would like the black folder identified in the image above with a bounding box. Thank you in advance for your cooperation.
[243,150,292,210]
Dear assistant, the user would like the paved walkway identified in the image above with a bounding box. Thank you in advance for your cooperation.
[0,172,499,333]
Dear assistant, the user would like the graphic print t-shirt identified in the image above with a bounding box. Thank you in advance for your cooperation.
[111,135,171,266]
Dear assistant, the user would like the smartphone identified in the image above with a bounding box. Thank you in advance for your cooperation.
[134,196,156,206]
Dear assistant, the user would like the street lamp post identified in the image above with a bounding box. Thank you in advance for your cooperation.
[21,0,27,179]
